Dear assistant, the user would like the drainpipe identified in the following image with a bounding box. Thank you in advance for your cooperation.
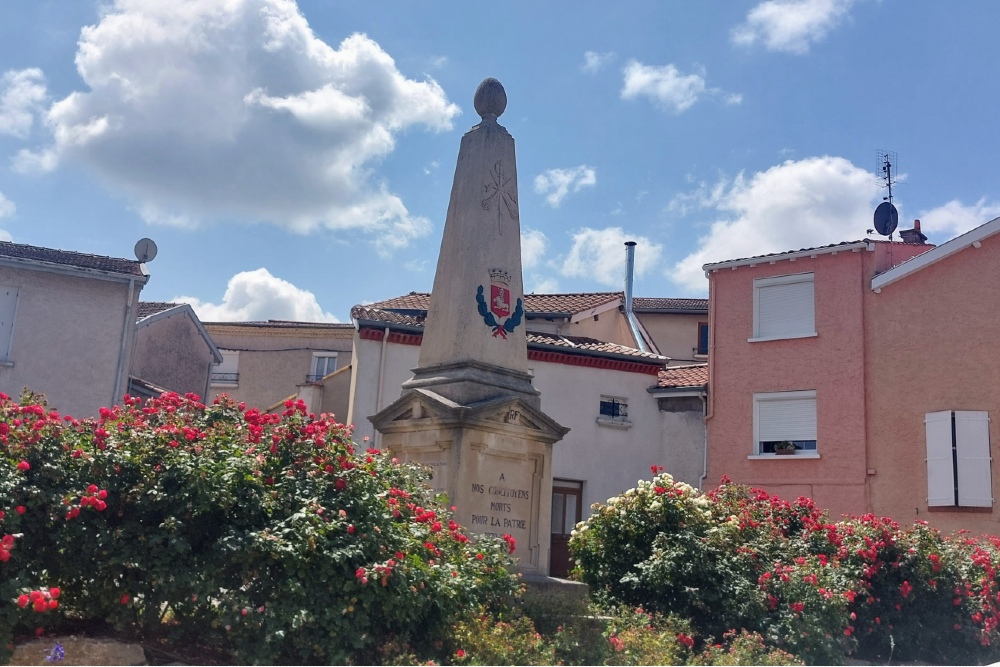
[373,327,390,447]
[112,277,137,406]
[698,391,709,490]
[623,241,650,353]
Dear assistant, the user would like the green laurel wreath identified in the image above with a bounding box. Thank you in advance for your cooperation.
[476,285,524,339]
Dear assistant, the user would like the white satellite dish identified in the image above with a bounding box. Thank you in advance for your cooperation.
[134,238,158,263]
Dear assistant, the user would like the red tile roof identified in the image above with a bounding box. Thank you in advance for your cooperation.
[365,291,622,317]
[527,331,668,361]
[0,241,146,277]
[655,364,708,388]
[353,306,667,363]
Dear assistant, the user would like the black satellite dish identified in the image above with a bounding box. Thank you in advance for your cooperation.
[873,201,898,236]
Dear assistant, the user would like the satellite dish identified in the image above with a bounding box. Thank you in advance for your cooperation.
[134,238,158,263]
[873,202,898,237]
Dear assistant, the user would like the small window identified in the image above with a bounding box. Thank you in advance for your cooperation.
[926,411,992,508]
[308,353,338,382]
[598,396,630,428]
[752,273,815,341]
[696,322,709,356]
[754,390,817,455]
[210,350,240,387]
[0,287,18,363]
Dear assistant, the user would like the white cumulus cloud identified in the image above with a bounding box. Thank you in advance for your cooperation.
[621,61,739,114]
[0,191,14,241]
[17,0,459,251]
[669,156,880,292]
[731,0,859,54]
[917,199,1000,239]
[534,165,596,207]
[0,68,48,138]
[520,228,549,270]
[174,268,339,322]
[561,227,663,288]
[581,51,616,73]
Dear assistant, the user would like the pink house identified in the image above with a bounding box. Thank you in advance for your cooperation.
[706,216,1000,534]
[703,232,932,520]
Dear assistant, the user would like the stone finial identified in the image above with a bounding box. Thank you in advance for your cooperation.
[474,78,507,120]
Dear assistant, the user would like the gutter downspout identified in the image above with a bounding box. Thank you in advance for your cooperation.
[112,277,137,406]
[624,241,650,353]
[698,391,709,490]
[373,327,390,447]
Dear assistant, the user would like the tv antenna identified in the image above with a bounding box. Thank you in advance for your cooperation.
[872,150,898,237]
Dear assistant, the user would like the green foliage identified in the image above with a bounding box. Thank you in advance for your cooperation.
[571,471,1000,665]
[0,391,519,664]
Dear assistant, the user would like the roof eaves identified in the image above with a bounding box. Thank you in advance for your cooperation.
[0,255,150,285]
[871,215,1000,291]
[702,241,872,274]
[527,338,667,365]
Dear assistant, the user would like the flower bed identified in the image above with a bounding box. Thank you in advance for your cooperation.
[570,470,1000,665]
[0,391,518,664]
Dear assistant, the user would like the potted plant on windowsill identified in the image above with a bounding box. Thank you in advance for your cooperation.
[773,441,797,455]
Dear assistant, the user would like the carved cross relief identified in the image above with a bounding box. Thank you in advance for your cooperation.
[481,160,519,235]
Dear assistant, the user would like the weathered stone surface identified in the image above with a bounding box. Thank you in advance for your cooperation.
[372,79,568,577]
[10,636,146,666]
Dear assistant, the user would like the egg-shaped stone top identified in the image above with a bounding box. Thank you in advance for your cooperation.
[474,78,507,119]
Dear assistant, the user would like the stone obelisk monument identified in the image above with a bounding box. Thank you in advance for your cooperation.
[371,79,568,576]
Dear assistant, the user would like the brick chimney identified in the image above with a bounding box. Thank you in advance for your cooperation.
[899,219,928,244]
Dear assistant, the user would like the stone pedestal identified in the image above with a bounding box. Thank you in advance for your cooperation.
[372,388,567,575]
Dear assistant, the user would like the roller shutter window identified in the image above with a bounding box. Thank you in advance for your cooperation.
[753,273,815,339]
[755,390,817,455]
[0,287,18,362]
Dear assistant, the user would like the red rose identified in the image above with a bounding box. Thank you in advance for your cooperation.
[15,506,25,515]
[456,649,466,658]
[120,594,130,605]
[17,595,28,608]
[16,460,29,471]
[48,588,60,599]
[347,524,355,534]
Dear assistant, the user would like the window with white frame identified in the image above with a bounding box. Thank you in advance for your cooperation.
[752,273,815,341]
[754,390,817,455]
[210,350,240,387]
[0,287,18,363]
[925,411,993,508]
[308,353,338,382]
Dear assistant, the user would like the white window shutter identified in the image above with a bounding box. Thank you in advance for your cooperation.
[955,411,993,507]
[0,287,17,360]
[758,397,816,442]
[925,411,955,506]
[756,279,814,338]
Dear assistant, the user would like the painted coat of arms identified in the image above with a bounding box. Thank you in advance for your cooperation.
[476,268,523,339]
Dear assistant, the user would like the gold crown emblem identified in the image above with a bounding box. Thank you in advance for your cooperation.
[488,268,511,285]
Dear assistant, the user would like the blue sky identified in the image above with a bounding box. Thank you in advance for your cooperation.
[1,0,998,322]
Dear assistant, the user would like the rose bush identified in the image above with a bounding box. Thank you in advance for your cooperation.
[0,391,519,664]
[570,471,1000,665]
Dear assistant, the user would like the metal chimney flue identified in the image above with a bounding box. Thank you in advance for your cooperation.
[623,241,649,353]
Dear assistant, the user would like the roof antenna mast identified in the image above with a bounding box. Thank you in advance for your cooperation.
[871,150,899,239]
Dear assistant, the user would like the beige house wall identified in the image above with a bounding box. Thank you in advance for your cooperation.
[0,266,141,417]
[636,312,707,365]
[205,323,354,411]
[866,232,1000,534]
[133,310,216,398]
